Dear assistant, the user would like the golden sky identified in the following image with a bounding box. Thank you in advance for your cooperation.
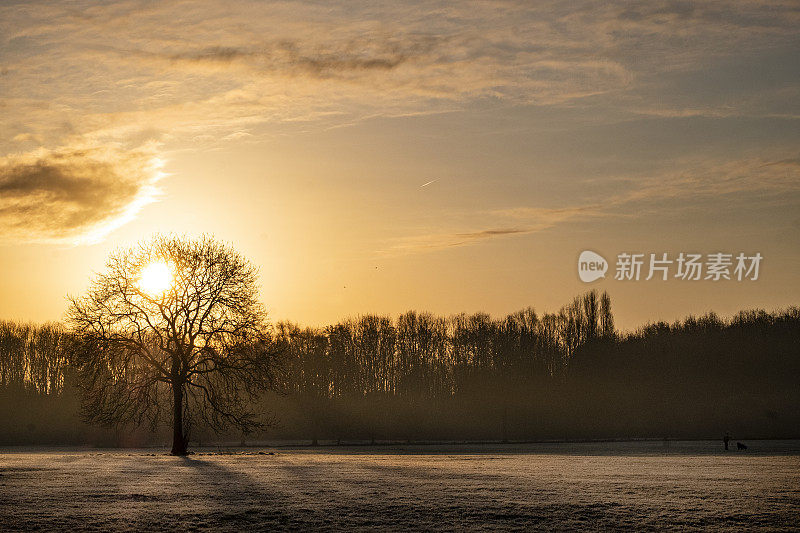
[1,0,798,330]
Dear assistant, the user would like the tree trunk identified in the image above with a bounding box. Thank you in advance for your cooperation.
[501,405,509,443]
[171,382,187,455]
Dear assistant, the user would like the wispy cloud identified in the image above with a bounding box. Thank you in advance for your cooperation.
[382,156,800,255]
[5,0,795,151]
[383,205,600,255]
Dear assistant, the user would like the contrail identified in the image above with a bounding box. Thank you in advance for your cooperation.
[420,179,439,188]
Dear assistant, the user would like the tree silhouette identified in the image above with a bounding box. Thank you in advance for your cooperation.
[5,287,798,445]
[67,235,278,455]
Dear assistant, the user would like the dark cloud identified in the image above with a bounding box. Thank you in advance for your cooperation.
[618,1,696,21]
[0,148,161,242]
[170,46,249,63]
[163,37,441,77]
[762,158,800,168]
[456,228,529,239]
[615,0,797,30]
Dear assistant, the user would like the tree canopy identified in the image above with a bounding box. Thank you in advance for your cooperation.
[67,234,278,455]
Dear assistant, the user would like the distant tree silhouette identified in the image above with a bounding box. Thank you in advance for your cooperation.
[2,289,798,446]
[67,235,279,455]
[0,321,70,394]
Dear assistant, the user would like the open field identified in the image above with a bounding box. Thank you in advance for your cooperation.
[1,441,799,531]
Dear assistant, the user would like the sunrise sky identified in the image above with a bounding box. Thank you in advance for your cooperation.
[1,0,798,330]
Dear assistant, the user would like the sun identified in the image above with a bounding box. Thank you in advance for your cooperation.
[138,261,173,296]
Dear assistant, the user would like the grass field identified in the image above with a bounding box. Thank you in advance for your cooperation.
[1,441,798,531]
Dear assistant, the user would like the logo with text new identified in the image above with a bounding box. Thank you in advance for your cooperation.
[578,251,608,283]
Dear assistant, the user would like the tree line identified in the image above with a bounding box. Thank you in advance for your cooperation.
[0,321,71,395]
[1,291,798,445]
[275,291,614,401]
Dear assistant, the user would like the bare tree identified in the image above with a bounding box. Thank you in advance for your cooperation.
[67,235,279,455]
[600,291,615,339]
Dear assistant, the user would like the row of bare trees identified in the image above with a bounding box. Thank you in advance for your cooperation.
[0,291,613,401]
[3,283,798,444]
[0,321,71,394]
[276,291,614,400]
[568,306,800,438]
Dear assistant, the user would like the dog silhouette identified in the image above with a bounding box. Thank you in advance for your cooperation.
[736,442,748,450]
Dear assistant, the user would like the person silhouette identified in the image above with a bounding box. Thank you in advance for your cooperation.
[724,432,731,450]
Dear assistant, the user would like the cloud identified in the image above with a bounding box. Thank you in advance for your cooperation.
[762,157,800,168]
[608,156,800,208]
[164,40,417,75]
[0,0,796,244]
[383,206,601,255]
[1,1,794,151]
[0,145,164,244]
[456,228,528,239]
[382,156,800,256]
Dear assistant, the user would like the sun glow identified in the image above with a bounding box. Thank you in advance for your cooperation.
[138,261,173,296]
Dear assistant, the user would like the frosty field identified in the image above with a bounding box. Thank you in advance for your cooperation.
[1,441,798,531]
